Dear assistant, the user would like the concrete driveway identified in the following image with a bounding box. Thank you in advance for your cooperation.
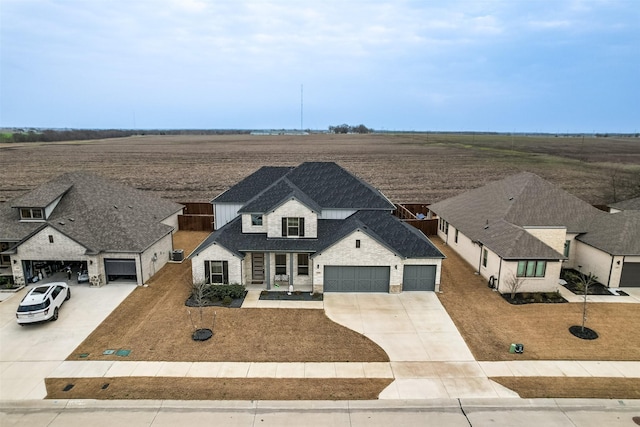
[323,292,518,399]
[0,283,135,400]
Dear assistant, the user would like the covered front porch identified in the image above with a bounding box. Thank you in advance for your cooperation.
[243,251,313,292]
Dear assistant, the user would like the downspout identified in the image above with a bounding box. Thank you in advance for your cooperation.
[139,253,144,286]
[497,258,503,293]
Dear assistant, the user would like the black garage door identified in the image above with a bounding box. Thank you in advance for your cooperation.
[620,262,640,287]
[324,266,390,292]
[105,259,137,283]
[403,265,436,291]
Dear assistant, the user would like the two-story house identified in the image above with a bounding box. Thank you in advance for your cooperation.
[190,162,444,293]
[0,172,183,287]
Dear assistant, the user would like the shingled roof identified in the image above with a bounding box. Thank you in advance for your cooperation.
[609,196,640,212]
[190,210,444,260]
[1,172,183,253]
[213,162,395,212]
[577,210,640,255]
[428,172,604,259]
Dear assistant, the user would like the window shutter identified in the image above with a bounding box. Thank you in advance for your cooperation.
[223,261,229,284]
[204,261,210,284]
[299,217,305,237]
[282,217,287,236]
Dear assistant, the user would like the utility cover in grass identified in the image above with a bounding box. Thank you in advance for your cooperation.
[116,349,131,357]
[259,291,323,301]
[103,349,116,355]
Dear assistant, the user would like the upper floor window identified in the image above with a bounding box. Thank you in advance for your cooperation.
[251,214,263,226]
[517,260,546,278]
[20,208,44,220]
[282,217,305,237]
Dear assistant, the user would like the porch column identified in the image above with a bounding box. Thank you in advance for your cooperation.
[265,253,271,290]
[289,253,294,286]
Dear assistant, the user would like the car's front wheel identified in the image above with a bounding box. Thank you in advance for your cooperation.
[65,289,71,301]
[51,307,59,321]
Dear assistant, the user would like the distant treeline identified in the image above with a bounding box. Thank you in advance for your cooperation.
[0,129,252,143]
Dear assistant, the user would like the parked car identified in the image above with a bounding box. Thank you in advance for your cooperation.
[77,270,89,283]
[16,282,70,325]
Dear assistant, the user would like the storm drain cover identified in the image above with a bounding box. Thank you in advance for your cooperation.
[101,383,110,390]
[115,349,131,357]
[63,384,74,392]
[78,353,89,358]
[103,349,116,355]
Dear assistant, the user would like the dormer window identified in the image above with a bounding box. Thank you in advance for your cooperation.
[20,208,44,220]
[281,217,305,237]
[251,214,263,226]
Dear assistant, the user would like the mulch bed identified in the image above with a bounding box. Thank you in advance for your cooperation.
[501,292,567,305]
[185,291,247,308]
[259,291,324,301]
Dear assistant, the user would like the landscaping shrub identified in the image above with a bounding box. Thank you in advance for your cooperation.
[203,283,245,301]
[222,296,233,306]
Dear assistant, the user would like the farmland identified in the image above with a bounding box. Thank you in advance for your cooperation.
[1,133,638,204]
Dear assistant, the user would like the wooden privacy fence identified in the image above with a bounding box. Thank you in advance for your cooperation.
[394,203,438,236]
[178,202,214,232]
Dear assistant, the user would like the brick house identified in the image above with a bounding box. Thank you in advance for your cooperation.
[0,172,183,286]
[190,162,444,293]
[428,172,640,293]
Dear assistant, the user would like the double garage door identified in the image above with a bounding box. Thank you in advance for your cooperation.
[323,265,436,292]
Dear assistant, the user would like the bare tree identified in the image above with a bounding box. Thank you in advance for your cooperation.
[569,271,598,333]
[503,273,525,299]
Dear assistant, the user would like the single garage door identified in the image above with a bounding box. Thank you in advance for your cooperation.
[324,266,390,292]
[104,259,137,283]
[620,262,640,287]
[403,265,436,291]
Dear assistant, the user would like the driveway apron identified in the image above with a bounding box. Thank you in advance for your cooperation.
[323,293,517,399]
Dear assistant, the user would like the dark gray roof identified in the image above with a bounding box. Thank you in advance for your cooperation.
[609,196,640,212]
[577,210,640,255]
[1,172,183,253]
[428,172,603,259]
[238,178,321,214]
[213,162,395,212]
[212,167,293,203]
[190,210,444,260]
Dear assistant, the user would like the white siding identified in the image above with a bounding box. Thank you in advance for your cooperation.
[214,203,243,229]
[497,260,562,293]
[563,233,579,269]
[138,233,173,284]
[319,209,357,219]
[266,199,318,238]
[44,194,64,219]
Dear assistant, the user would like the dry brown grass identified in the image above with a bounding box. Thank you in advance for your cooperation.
[45,377,393,400]
[434,239,640,361]
[69,231,388,363]
[490,377,640,399]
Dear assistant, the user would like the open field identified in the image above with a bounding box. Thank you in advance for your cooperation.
[1,133,639,205]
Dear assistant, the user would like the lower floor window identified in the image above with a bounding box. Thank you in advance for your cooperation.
[297,253,309,275]
[206,260,229,284]
[517,260,546,277]
[275,254,287,275]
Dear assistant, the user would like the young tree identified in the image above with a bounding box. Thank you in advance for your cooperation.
[503,272,525,299]
[569,271,598,333]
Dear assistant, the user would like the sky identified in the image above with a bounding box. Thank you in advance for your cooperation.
[1,0,638,132]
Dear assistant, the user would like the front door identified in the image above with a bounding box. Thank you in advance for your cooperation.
[252,253,265,283]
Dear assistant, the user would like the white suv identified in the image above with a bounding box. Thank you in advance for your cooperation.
[16,282,71,325]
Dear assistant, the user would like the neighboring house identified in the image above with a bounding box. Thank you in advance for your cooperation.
[190,162,444,293]
[428,172,640,293]
[609,195,640,213]
[0,172,183,286]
